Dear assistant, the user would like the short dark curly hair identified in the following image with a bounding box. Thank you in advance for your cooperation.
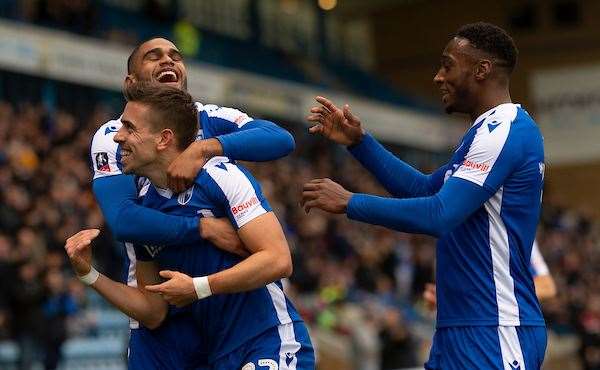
[455,22,518,73]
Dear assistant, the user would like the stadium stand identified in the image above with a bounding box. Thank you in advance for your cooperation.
[0,1,598,370]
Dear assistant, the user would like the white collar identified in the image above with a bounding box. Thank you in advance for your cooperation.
[153,186,173,199]
[472,103,520,127]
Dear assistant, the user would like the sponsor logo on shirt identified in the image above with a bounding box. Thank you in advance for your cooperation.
[231,196,259,216]
[95,152,110,172]
[461,159,490,172]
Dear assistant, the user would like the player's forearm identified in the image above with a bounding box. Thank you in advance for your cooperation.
[207,249,292,294]
[93,176,201,245]
[348,133,432,197]
[534,275,557,301]
[217,119,295,161]
[347,177,490,237]
[91,274,166,329]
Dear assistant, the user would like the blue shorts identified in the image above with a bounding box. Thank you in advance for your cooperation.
[213,321,315,370]
[425,326,547,370]
[128,315,208,370]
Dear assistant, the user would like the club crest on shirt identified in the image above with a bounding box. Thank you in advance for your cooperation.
[178,186,194,205]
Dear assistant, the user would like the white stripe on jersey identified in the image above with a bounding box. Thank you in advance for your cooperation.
[196,102,253,128]
[498,326,526,370]
[204,157,267,228]
[453,105,516,187]
[125,242,140,329]
[277,322,301,370]
[486,187,520,326]
[530,240,549,277]
[266,283,293,325]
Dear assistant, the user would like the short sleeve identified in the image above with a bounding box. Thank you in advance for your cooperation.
[91,120,123,180]
[199,104,254,135]
[202,157,271,229]
[452,116,518,194]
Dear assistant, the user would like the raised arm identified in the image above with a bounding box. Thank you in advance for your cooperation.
[167,106,295,192]
[307,96,444,198]
[349,133,449,197]
[64,229,167,329]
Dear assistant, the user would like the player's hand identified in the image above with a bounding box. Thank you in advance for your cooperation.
[145,270,197,307]
[423,283,437,311]
[167,139,222,193]
[307,96,365,146]
[301,178,353,214]
[200,217,249,257]
[64,229,100,277]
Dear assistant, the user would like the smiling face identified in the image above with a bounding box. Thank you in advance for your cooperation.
[433,37,478,115]
[113,102,161,175]
[127,38,187,90]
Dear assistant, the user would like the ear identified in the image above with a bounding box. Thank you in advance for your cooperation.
[474,59,492,81]
[124,74,136,89]
[156,129,175,151]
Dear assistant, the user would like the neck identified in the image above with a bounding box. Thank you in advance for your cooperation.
[140,150,180,189]
[470,85,512,122]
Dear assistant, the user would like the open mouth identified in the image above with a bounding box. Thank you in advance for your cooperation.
[156,69,178,83]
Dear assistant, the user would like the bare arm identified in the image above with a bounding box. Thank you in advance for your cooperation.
[145,212,291,306]
[65,229,167,329]
[534,275,557,301]
[208,211,291,293]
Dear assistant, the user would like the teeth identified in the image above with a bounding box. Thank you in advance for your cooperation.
[158,71,177,80]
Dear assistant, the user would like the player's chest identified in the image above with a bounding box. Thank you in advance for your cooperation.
[141,185,224,218]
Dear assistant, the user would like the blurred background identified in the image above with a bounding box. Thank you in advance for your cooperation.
[0,0,599,369]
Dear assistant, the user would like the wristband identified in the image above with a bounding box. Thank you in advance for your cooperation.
[192,276,213,300]
[78,266,100,286]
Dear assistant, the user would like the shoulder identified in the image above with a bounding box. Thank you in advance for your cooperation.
[91,117,122,151]
[468,104,527,154]
[198,157,260,199]
[90,117,123,179]
[196,102,253,126]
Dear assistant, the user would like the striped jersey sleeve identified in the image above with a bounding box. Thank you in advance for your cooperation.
[202,157,271,229]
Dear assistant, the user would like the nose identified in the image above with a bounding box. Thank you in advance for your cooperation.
[159,53,175,66]
[113,126,125,144]
[433,69,443,85]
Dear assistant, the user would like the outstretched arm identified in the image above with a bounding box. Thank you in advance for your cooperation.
[302,177,490,238]
[349,134,449,197]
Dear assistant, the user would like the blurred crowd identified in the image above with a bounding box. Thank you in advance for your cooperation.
[0,94,599,370]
